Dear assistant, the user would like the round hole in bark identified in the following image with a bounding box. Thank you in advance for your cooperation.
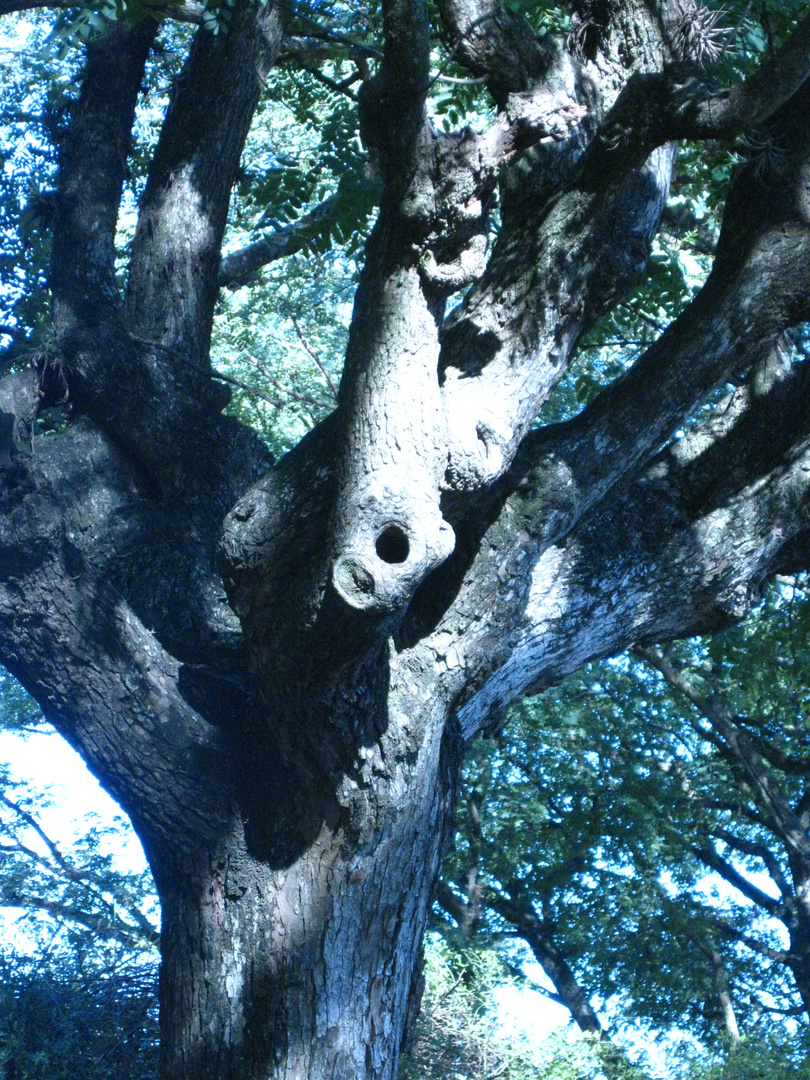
[375,525,409,564]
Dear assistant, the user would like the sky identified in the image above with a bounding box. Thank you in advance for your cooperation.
[0,721,153,952]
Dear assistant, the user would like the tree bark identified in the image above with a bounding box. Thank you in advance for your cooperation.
[151,690,455,1080]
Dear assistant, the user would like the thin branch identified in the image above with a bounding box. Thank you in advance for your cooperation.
[291,316,339,401]
[0,792,82,878]
[1,892,159,948]
[273,3,384,59]
[692,843,781,914]
[211,371,285,410]
[634,646,810,865]
[706,913,793,965]
[299,64,360,101]
[710,826,792,899]
[212,366,334,412]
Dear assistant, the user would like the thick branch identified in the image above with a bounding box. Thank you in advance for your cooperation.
[580,13,810,182]
[51,20,156,333]
[0,419,251,857]
[434,0,556,107]
[500,113,810,549]
[125,0,283,365]
[448,345,810,738]
[0,0,204,20]
[438,22,810,499]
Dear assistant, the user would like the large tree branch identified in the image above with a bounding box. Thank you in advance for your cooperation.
[438,19,810,498]
[445,342,810,738]
[494,95,810,551]
[50,19,156,334]
[576,12,810,184]
[125,0,283,365]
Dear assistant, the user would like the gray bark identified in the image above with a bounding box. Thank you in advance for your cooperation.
[3,1,810,1077]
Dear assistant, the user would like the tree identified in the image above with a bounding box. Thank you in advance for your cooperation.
[2,0,810,1077]
[0,670,161,1078]
[0,948,159,1080]
[437,581,810,1058]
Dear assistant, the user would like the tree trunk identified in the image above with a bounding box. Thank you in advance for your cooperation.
[140,662,459,1080]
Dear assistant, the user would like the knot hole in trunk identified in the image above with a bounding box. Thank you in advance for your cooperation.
[376,524,409,564]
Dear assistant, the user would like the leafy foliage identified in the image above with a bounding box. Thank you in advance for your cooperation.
[439,579,810,1058]
[0,949,158,1080]
[400,938,536,1080]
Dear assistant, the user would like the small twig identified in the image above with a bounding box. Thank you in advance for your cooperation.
[213,370,285,409]
[291,316,339,400]
[433,73,488,85]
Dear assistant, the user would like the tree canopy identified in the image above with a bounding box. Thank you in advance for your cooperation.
[3,1,810,1078]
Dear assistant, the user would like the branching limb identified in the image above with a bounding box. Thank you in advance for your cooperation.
[710,827,792,901]
[635,645,810,869]
[706,914,794,966]
[0,891,159,949]
[125,0,283,365]
[486,889,608,1038]
[450,345,810,739]
[691,843,782,915]
[591,13,810,155]
[217,192,377,289]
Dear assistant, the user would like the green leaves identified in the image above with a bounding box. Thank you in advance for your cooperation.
[439,583,810,1058]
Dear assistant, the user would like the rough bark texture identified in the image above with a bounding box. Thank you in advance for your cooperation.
[3,1,810,1078]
